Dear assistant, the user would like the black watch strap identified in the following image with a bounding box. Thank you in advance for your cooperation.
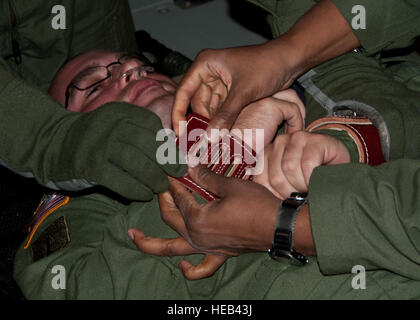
[269,192,309,265]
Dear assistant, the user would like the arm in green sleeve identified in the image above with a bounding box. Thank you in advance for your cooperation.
[309,159,420,280]
[0,65,186,200]
[0,66,77,183]
[332,0,420,55]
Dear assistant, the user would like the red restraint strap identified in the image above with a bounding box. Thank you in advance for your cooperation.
[173,113,257,202]
[306,116,385,166]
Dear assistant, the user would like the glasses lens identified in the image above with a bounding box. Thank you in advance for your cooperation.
[72,66,109,89]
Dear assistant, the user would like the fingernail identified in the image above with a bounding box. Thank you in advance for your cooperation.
[207,129,220,144]
[187,155,200,168]
[128,230,134,241]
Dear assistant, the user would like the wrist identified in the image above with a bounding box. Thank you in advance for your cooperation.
[268,0,360,80]
[258,198,282,252]
[293,203,316,256]
[268,193,310,264]
[261,37,305,89]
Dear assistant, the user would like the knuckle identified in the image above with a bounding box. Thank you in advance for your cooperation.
[270,174,284,189]
[165,240,177,256]
[288,131,308,147]
[196,48,216,61]
[290,130,308,140]
[289,102,301,114]
[282,157,298,173]
[301,157,319,171]
[183,270,196,281]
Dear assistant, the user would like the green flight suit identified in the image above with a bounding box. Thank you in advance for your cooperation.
[12,0,420,299]
[12,160,420,300]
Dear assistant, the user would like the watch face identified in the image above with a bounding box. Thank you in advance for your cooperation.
[289,192,307,201]
[285,193,307,207]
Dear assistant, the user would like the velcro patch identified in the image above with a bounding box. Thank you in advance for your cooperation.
[31,216,70,262]
[24,193,69,249]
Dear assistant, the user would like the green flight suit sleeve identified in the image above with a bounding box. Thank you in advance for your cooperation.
[332,0,420,55]
[251,0,420,55]
[308,159,420,280]
[0,63,72,179]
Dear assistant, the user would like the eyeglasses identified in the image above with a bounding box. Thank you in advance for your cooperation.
[64,53,154,109]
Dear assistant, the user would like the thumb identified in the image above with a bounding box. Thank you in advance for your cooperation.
[205,88,247,140]
[323,135,352,165]
[180,254,228,280]
[173,88,195,137]
[282,101,305,134]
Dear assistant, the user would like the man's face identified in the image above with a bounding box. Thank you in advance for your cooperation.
[49,50,177,128]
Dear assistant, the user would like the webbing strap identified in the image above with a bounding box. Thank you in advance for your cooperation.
[297,69,336,114]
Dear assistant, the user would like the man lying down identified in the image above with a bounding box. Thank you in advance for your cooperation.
[13,50,390,299]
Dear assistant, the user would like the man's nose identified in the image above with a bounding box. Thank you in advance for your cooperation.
[117,65,151,89]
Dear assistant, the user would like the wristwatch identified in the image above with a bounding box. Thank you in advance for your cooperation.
[268,192,309,265]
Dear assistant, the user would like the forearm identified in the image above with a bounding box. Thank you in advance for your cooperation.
[263,0,360,85]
